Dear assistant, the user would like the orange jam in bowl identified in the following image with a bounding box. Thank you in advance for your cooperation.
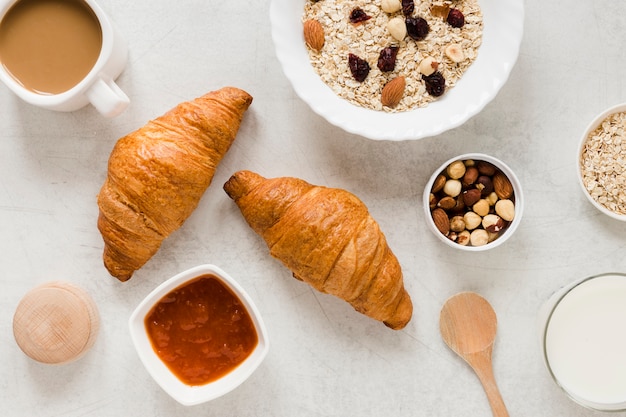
[129,264,269,406]
[145,274,258,386]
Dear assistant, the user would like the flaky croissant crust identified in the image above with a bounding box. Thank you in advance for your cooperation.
[98,87,253,281]
[224,170,412,329]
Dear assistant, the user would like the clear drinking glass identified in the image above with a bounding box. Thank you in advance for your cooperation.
[540,273,626,411]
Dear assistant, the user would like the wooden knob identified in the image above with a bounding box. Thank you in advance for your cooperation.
[13,281,99,364]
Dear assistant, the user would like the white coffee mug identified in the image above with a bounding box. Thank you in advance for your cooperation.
[0,0,129,117]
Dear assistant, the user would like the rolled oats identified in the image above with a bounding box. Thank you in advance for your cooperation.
[303,0,483,112]
[580,111,626,215]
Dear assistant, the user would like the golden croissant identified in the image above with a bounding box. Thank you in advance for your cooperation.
[97,87,253,281]
[223,170,412,330]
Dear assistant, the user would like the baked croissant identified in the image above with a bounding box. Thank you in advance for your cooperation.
[223,170,412,329]
[97,87,253,281]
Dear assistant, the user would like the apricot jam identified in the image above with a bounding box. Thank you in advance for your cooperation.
[145,274,258,386]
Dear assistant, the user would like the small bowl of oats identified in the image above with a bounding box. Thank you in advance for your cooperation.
[578,103,626,221]
[269,0,524,140]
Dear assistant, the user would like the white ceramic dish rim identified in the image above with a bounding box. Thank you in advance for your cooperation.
[422,152,524,251]
[576,102,626,221]
[128,264,269,406]
[269,0,524,141]
[538,272,626,411]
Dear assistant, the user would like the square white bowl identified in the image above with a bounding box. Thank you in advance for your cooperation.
[128,264,269,406]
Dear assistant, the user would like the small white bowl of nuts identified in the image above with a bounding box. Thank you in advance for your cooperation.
[423,153,523,250]
[578,103,626,221]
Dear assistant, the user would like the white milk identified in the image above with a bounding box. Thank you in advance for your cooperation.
[544,274,626,409]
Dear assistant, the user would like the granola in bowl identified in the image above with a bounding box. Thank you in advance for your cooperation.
[270,0,523,140]
[303,0,483,112]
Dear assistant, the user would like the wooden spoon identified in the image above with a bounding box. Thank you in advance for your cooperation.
[439,292,509,417]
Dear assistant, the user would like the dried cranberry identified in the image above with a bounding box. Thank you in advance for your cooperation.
[348,53,370,82]
[349,7,371,24]
[423,71,446,96]
[405,17,429,40]
[447,8,465,28]
[377,46,399,72]
[401,0,414,16]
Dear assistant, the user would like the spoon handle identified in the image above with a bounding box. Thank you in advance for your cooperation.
[466,348,509,417]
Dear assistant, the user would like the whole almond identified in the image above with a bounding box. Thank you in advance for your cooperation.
[432,208,450,235]
[303,19,325,52]
[381,76,405,108]
[432,174,446,193]
[437,196,456,210]
[493,172,514,199]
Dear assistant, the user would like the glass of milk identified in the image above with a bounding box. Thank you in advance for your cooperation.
[540,273,626,411]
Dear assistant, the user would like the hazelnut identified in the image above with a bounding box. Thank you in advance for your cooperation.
[456,230,470,246]
[470,229,489,246]
[437,196,456,210]
[381,0,402,13]
[476,160,496,176]
[485,191,499,206]
[432,208,450,235]
[472,199,490,217]
[418,56,439,76]
[432,174,446,193]
[495,199,515,221]
[482,214,504,233]
[461,166,479,187]
[443,179,462,197]
[387,17,407,41]
[444,43,465,63]
[446,160,466,180]
[476,175,494,197]
[487,231,500,243]
[462,188,481,207]
[450,215,465,232]
[463,211,482,230]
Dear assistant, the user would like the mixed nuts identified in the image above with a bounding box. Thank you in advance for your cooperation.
[428,158,516,247]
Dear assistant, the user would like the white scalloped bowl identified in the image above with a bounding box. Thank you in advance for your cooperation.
[270,0,524,141]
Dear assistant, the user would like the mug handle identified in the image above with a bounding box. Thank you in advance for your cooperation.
[86,77,130,118]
